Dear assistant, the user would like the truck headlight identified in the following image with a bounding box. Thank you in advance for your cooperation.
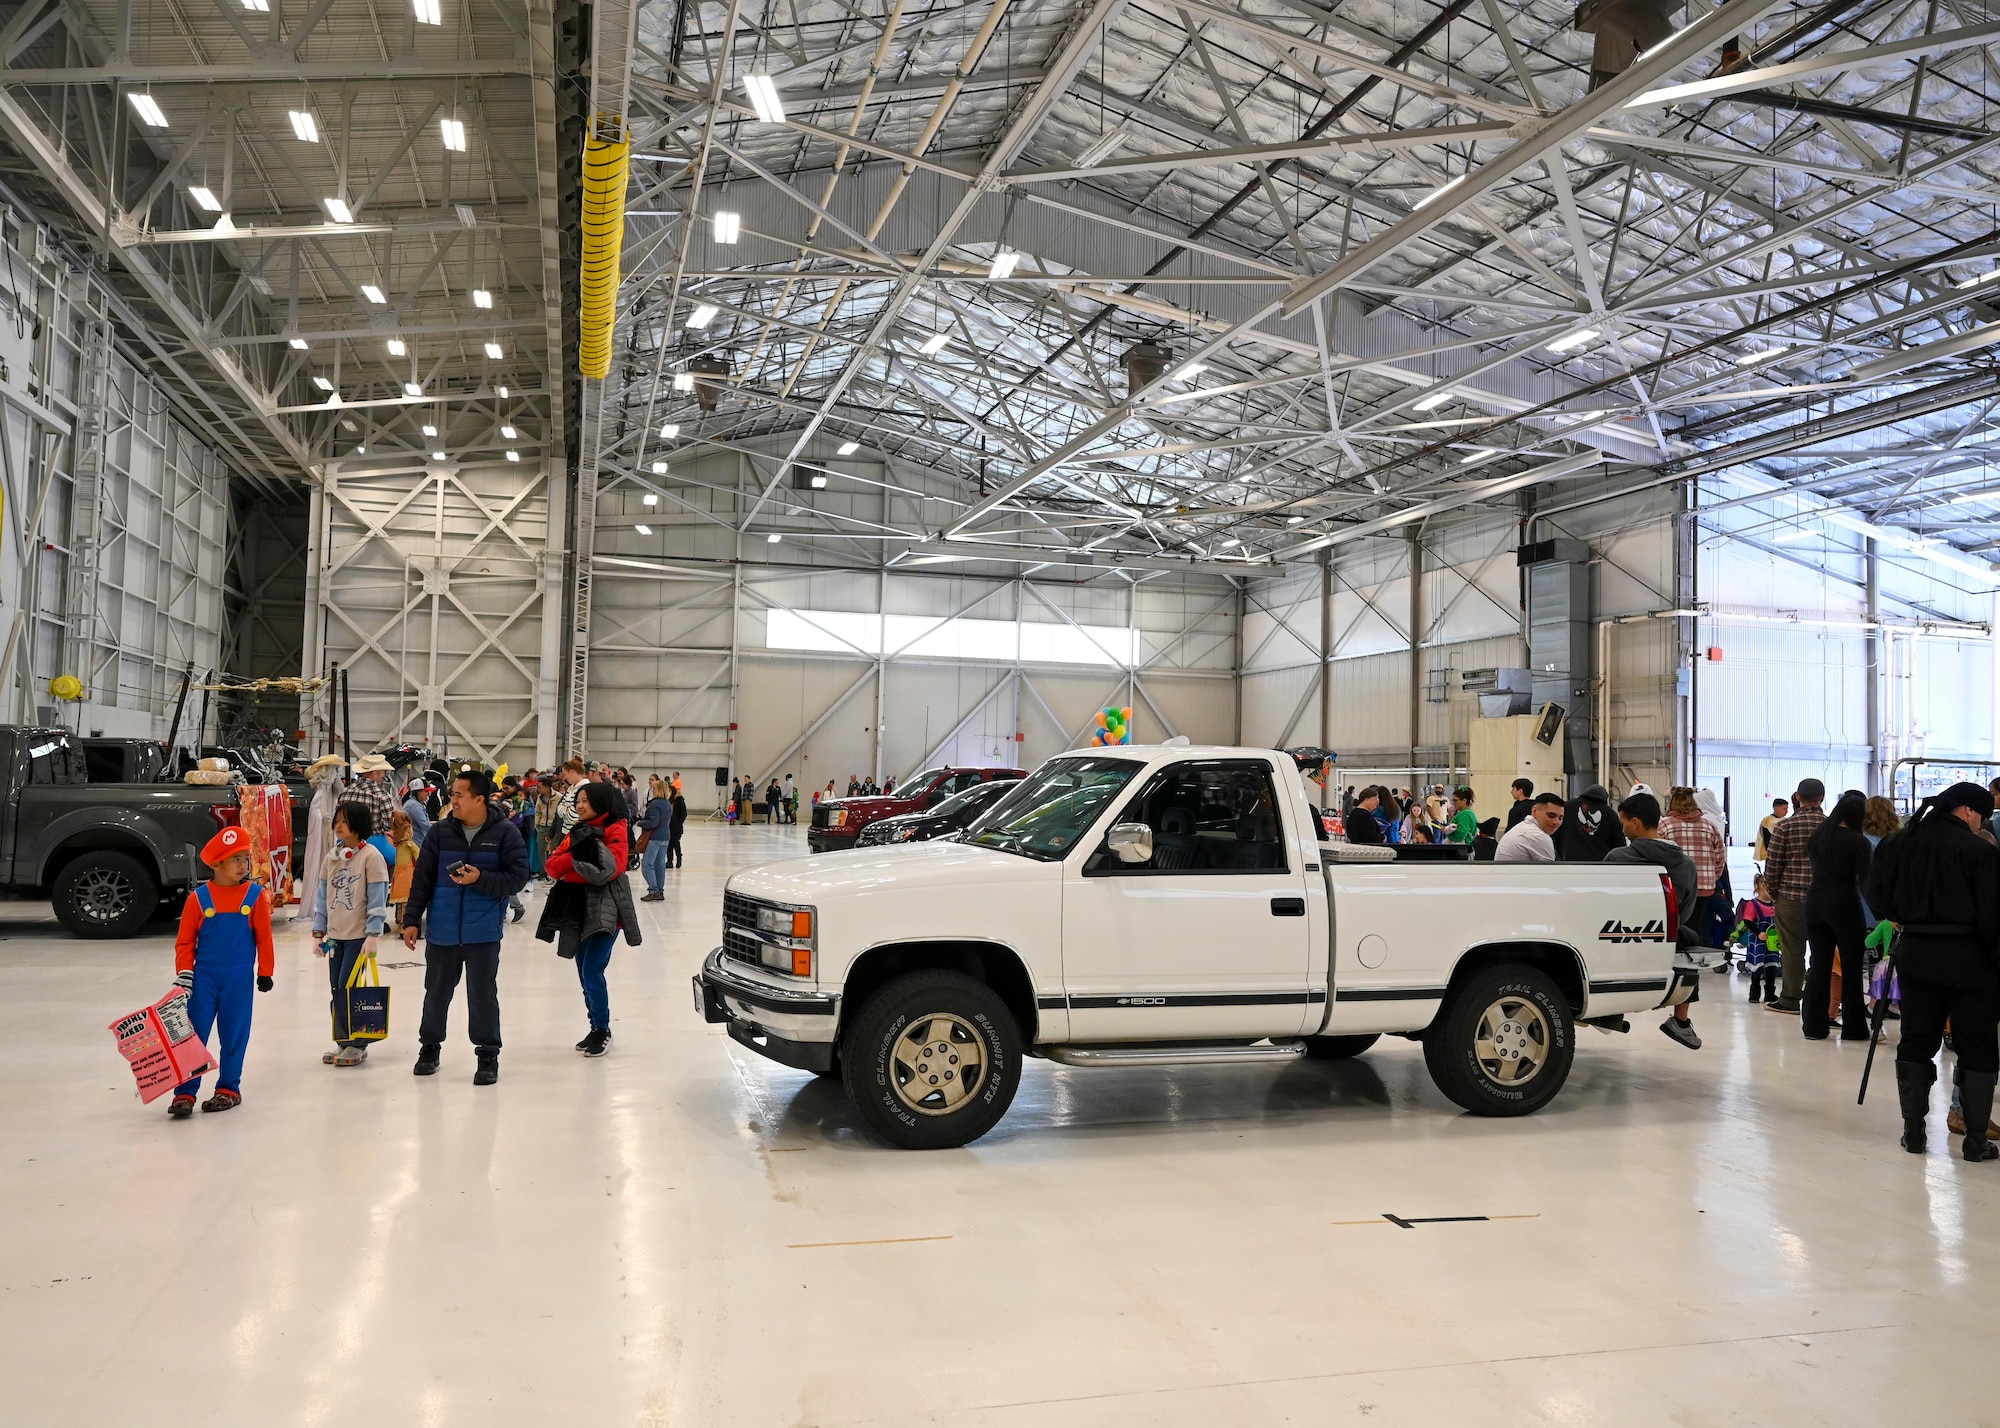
[828,810,847,827]
[755,904,815,976]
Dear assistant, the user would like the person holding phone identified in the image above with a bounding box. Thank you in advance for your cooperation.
[402,768,529,1085]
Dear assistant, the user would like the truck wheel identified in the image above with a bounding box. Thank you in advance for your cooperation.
[1303,1033,1380,1060]
[1423,963,1573,1116]
[53,852,159,939]
[841,970,1021,1150]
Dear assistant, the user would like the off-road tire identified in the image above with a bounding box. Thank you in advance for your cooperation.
[52,851,159,939]
[1423,962,1574,1116]
[1303,1033,1381,1060]
[841,970,1021,1149]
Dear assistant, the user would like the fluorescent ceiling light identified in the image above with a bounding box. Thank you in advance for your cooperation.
[484,341,504,359]
[1957,269,2000,291]
[422,424,437,436]
[687,303,718,329]
[837,441,860,455]
[312,376,334,391]
[324,197,352,224]
[188,186,222,213]
[643,493,658,505]
[288,337,309,350]
[128,94,167,128]
[1221,537,1242,548]
[361,284,386,304]
[674,372,695,392]
[1286,515,1306,524]
[1414,173,1463,209]
[440,118,467,152]
[636,524,652,535]
[1735,346,1786,366]
[743,73,785,125]
[1075,128,1128,168]
[341,420,357,431]
[496,385,508,398]
[413,0,440,23]
[242,0,268,9]
[712,211,741,244]
[431,451,448,462]
[455,204,477,228]
[500,425,516,438]
[1536,328,1600,354]
[1946,487,2000,506]
[920,332,950,355]
[659,423,679,438]
[387,339,407,356]
[354,445,365,454]
[472,289,492,309]
[506,450,520,462]
[289,110,318,142]
[1175,362,1206,381]
[1459,446,1497,464]
[1771,528,1817,543]
[810,475,827,489]
[403,382,422,397]
[988,249,1020,280]
[768,533,783,544]
[1412,390,1451,411]
[249,276,272,296]
[652,460,668,474]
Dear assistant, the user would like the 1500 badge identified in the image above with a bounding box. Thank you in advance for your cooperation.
[1598,919,1668,943]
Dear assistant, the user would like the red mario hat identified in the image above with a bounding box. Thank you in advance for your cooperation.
[200,825,252,867]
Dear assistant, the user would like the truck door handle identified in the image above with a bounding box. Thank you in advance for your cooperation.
[1270,897,1305,917]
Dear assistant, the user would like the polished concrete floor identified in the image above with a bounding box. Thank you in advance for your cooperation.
[4,819,1997,1426]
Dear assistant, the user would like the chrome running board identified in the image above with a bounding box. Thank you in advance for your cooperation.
[1044,1041,1307,1068]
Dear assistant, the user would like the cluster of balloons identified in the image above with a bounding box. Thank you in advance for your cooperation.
[1090,706,1134,746]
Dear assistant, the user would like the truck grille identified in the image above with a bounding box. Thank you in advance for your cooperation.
[810,805,830,829]
[722,890,765,968]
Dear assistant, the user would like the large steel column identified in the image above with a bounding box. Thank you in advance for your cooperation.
[535,455,567,766]
[1231,582,1245,744]
[1865,537,1881,796]
[61,313,111,693]
[1319,551,1332,753]
[1408,527,1423,770]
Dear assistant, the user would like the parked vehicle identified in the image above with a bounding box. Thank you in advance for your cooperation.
[854,778,1018,847]
[698,745,1690,1149]
[807,765,1025,852]
[0,727,303,938]
[79,738,169,784]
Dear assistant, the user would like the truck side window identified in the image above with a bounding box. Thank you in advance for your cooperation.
[25,736,84,786]
[1093,760,1289,875]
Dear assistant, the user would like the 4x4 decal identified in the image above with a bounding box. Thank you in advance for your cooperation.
[1599,918,1668,943]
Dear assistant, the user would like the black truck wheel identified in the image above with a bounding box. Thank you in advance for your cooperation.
[53,851,160,939]
[1423,963,1574,1116]
[1303,1033,1380,1060]
[841,970,1021,1149]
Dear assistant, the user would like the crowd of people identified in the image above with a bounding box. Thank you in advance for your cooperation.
[1336,771,2000,1162]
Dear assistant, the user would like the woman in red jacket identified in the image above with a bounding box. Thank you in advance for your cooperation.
[540,781,640,1056]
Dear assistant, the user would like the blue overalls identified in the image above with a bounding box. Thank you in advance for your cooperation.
[175,882,263,1097]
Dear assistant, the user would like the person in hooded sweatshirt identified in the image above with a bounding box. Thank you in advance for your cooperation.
[1604,791,1702,1050]
[1556,783,1627,862]
[1868,781,2000,1162]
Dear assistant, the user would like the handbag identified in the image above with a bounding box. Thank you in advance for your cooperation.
[339,951,391,1041]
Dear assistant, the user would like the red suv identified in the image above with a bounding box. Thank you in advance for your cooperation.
[808,766,1025,853]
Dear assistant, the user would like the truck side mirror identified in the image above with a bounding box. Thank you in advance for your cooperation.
[1106,822,1153,864]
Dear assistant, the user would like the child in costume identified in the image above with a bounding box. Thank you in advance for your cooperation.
[388,808,420,929]
[1730,874,1780,1003]
[167,825,276,1119]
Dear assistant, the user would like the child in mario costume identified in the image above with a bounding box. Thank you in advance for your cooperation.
[165,825,277,1119]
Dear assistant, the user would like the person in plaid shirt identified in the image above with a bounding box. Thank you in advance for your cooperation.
[1761,777,1825,1013]
[347,753,400,839]
[1662,788,1725,941]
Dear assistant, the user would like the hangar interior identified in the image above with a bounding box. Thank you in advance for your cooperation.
[5,0,2000,1421]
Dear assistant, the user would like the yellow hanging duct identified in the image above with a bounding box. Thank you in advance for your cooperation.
[577,127,631,380]
[48,674,82,701]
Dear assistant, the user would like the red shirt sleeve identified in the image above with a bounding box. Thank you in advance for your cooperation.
[173,892,203,974]
[252,889,275,977]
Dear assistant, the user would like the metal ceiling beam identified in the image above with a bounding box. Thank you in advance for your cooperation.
[0,60,529,82]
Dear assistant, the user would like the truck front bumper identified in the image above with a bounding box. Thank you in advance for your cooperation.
[694,947,840,1073]
[806,828,857,854]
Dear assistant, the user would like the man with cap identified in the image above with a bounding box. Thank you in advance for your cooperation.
[348,752,399,842]
[164,825,276,1118]
[1760,778,1825,1013]
[1867,782,2000,1161]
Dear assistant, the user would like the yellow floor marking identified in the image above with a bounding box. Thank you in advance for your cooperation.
[787,1234,954,1249]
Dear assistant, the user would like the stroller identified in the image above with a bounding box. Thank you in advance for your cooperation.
[1730,895,1780,1002]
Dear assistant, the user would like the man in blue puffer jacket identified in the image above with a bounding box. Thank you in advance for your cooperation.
[402,767,530,1084]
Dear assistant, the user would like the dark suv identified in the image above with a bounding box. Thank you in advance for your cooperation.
[808,766,1025,853]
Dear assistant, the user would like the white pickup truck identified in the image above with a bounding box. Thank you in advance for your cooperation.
[694,745,1692,1149]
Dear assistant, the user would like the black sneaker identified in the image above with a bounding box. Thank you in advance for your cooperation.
[578,1028,612,1057]
[413,1045,440,1076]
[473,1052,499,1086]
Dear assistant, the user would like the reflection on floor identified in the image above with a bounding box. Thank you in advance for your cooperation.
[3,820,1994,1425]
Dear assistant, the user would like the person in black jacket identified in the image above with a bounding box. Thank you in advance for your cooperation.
[1803,791,1871,1041]
[1344,786,1385,844]
[668,783,688,868]
[1505,778,1535,831]
[1556,784,1626,861]
[1868,781,2000,1161]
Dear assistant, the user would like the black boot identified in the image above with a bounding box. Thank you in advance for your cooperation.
[1961,1070,1999,1162]
[1898,1060,1935,1154]
[413,1044,440,1076]
[473,1050,499,1086]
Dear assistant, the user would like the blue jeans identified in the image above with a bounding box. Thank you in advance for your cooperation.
[326,937,369,1047]
[641,839,670,893]
[576,930,615,1031]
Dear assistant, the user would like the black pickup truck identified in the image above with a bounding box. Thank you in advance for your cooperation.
[1,727,294,938]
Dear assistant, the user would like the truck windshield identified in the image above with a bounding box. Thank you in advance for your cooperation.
[965,757,1141,860]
